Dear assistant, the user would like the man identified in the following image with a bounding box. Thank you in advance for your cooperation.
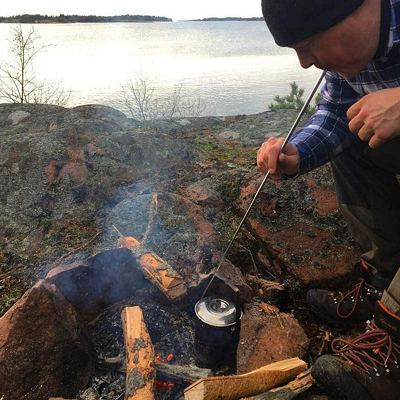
[258,0,400,398]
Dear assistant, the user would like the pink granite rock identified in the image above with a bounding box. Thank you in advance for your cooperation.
[237,301,309,374]
[0,280,95,400]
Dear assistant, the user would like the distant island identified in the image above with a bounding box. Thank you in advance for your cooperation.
[188,17,264,22]
[0,14,172,23]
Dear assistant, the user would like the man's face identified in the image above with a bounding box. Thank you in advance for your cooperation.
[289,0,380,79]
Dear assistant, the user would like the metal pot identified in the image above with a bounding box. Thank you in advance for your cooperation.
[194,279,242,371]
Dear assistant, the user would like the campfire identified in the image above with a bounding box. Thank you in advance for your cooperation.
[0,222,313,400]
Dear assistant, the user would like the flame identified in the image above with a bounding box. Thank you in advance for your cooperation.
[167,353,174,361]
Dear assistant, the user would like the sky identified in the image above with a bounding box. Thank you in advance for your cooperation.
[1,0,263,21]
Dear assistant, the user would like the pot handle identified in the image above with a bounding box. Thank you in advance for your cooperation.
[214,273,241,325]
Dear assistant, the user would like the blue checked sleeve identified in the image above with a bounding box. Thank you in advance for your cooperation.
[288,71,363,175]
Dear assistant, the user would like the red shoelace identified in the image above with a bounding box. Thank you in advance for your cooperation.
[331,321,400,375]
[332,279,381,319]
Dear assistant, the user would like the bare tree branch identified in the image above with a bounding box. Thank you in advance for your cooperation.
[113,72,206,124]
[0,24,70,106]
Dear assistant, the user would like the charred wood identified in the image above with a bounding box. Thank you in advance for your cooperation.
[155,362,212,384]
[98,356,212,384]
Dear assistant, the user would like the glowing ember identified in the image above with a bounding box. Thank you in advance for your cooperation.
[155,354,163,363]
[156,381,175,390]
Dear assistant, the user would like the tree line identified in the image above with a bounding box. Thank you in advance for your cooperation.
[0,14,172,23]
[190,17,264,22]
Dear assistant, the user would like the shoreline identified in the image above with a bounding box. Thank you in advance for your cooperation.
[0,20,172,24]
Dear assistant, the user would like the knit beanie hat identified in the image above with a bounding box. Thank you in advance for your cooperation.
[261,0,365,46]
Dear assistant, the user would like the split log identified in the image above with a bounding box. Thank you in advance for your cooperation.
[248,370,314,400]
[156,363,212,384]
[122,307,156,400]
[117,233,187,302]
[184,358,307,400]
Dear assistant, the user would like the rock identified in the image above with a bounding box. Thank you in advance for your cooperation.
[46,248,145,320]
[216,110,310,146]
[217,130,241,140]
[186,184,224,209]
[107,192,251,300]
[7,110,31,125]
[0,103,194,266]
[59,162,89,184]
[237,302,309,374]
[246,275,287,308]
[0,280,95,400]
[78,387,99,400]
[177,118,192,126]
[237,166,361,288]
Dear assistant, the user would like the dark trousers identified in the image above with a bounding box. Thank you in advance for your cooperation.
[331,136,400,310]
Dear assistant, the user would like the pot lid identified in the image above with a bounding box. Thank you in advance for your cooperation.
[195,296,240,327]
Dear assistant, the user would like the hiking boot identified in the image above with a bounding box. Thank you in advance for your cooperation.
[311,301,400,400]
[307,278,382,327]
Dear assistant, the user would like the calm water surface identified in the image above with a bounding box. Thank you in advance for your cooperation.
[0,22,321,116]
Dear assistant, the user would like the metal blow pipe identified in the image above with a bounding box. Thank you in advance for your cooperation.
[201,70,327,299]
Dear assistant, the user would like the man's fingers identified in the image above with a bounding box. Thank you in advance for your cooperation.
[347,101,362,120]
[357,124,374,142]
[348,117,364,133]
[368,134,386,149]
[257,147,268,174]
[256,138,299,180]
[257,159,268,175]
[268,145,281,174]
[279,153,291,168]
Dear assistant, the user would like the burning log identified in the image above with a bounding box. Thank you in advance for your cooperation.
[122,307,156,400]
[183,358,307,400]
[117,232,187,302]
[247,370,314,399]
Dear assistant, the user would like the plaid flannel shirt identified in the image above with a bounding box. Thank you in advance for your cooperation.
[289,0,400,175]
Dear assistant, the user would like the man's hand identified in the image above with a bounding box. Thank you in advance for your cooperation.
[257,137,300,181]
[347,87,400,148]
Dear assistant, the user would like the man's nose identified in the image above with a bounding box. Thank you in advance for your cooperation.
[295,49,317,69]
